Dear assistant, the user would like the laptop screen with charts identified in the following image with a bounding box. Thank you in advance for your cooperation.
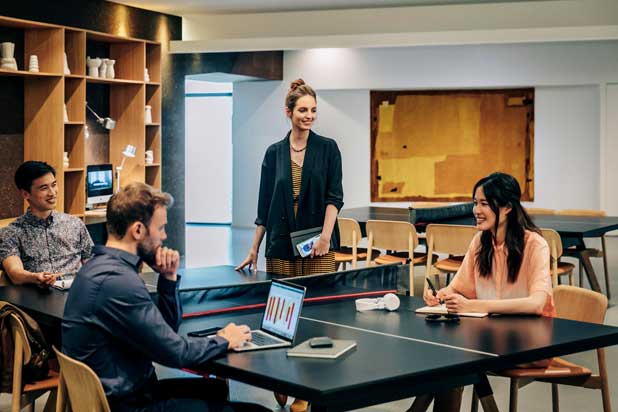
[235,279,306,352]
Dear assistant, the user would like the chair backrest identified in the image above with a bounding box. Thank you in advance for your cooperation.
[540,228,563,259]
[425,224,478,256]
[411,202,451,209]
[557,209,607,217]
[366,220,418,252]
[554,285,607,324]
[540,228,563,288]
[526,207,556,215]
[337,217,361,248]
[0,270,10,286]
[53,347,111,412]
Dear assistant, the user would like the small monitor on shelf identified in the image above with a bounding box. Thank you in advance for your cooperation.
[86,164,113,208]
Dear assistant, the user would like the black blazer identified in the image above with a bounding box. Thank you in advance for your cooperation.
[255,130,344,260]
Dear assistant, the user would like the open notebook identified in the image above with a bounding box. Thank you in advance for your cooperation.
[415,304,488,318]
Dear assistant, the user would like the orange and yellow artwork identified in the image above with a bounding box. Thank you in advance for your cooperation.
[370,89,534,202]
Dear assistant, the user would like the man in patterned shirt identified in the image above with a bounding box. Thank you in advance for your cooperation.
[0,161,94,286]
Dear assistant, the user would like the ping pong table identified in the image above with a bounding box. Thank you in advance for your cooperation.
[340,206,618,294]
[3,263,617,412]
[183,295,618,412]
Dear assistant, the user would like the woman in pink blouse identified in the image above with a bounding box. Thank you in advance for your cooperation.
[418,172,554,412]
[424,172,555,317]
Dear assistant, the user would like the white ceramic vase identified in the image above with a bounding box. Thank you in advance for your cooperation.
[87,57,101,77]
[144,67,150,82]
[28,55,39,72]
[145,105,153,124]
[63,52,71,75]
[106,59,115,79]
[0,42,17,70]
[99,58,108,78]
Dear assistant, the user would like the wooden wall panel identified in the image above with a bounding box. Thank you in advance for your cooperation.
[24,27,63,73]
[371,89,534,202]
[110,83,144,187]
[24,76,64,210]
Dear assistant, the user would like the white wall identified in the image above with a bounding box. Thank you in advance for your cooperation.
[185,80,233,223]
[232,81,289,227]
[605,84,618,216]
[533,86,600,209]
[232,41,618,227]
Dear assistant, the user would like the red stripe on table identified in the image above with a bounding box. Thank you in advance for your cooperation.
[182,290,397,319]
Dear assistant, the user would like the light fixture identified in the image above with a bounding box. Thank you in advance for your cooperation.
[116,144,136,192]
[86,102,116,130]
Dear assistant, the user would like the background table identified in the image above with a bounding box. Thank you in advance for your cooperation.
[340,206,618,293]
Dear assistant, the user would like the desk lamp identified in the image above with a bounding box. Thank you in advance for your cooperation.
[86,103,116,130]
[116,144,136,192]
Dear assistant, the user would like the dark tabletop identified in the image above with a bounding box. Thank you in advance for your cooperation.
[140,265,275,292]
[340,207,618,238]
[181,296,618,411]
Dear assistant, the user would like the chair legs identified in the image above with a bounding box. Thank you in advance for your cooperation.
[601,237,610,299]
[551,384,559,412]
[509,378,519,412]
[471,390,479,412]
[598,349,611,412]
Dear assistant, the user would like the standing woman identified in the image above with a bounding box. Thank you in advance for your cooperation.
[236,79,343,277]
[236,79,343,412]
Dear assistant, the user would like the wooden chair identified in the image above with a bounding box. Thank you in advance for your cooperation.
[424,224,478,288]
[53,346,111,412]
[540,229,576,288]
[334,217,379,270]
[525,208,556,215]
[557,209,610,298]
[365,220,429,296]
[8,313,58,412]
[483,285,611,412]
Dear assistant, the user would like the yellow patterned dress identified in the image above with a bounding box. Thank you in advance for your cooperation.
[266,161,336,276]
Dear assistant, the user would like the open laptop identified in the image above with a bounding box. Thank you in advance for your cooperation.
[235,279,306,352]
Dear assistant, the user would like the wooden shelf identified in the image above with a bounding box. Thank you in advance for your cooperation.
[145,123,160,127]
[0,68,62,77]
[145,163,160,167]
[0,15,161,217]
[86,76,143,85]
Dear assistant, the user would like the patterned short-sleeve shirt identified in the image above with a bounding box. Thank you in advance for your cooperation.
[0,209,94,274]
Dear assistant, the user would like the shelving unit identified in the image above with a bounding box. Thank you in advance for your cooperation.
[0,15,162,221]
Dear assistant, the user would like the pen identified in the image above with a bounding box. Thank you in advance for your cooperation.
[425,278,444,304]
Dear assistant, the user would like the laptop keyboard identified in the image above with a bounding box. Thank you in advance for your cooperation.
[252,331,282,346]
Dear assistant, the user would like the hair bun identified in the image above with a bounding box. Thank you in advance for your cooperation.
[289,78,306,92]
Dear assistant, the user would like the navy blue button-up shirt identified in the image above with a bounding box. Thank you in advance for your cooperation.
[62,246,228,398]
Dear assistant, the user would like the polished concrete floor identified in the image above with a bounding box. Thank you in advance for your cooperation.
[3,226,617,412]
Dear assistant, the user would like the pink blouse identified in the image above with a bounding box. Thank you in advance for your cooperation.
[449,230,556,317]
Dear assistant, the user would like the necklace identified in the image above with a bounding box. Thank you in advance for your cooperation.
[290,144,307,153]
